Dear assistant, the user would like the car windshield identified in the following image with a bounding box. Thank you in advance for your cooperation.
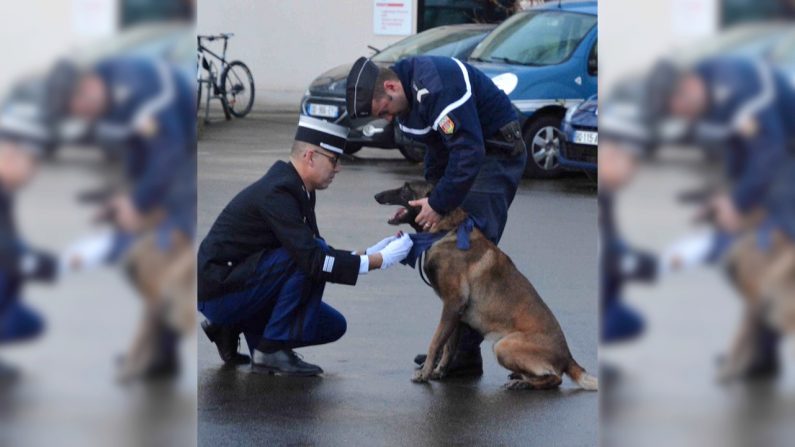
[470,11,596,66]
[372,27,489,63]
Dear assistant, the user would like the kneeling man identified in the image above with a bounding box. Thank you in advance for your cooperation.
[198,115,412,376]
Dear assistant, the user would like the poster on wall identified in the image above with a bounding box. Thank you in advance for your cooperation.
[671,0,716,38]
[72,0,117,38]
[374,0,413,36]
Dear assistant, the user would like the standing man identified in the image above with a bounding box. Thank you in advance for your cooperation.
[346,56,528,376]
[46,56,197,380]
[198,116,413,376]
[651,56,795,379]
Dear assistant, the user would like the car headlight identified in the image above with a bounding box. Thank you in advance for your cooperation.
[564,103,581,123]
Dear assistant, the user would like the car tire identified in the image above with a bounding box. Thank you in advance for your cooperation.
[398,141,426,163]
[523,115,565,179]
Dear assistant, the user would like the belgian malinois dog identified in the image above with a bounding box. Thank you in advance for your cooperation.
[375,181,598,390]
[720,227,795,381]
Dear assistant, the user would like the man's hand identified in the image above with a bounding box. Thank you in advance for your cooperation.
[378,233,413,269]
[110,194,144,233]
[711,194,742,233]
[408,197,441,232]
[363,232,403,255]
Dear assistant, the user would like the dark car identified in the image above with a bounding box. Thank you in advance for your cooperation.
[300,24,495,161]
[560,94,597,173]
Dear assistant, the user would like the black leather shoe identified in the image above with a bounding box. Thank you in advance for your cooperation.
[202,320,250,365]
[414,349,483,377]
[251,349,323,376]
[743,357,780,380]
[0,359,20,384]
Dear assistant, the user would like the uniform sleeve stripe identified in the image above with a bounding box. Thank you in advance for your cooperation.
[132,61,175,129]
[730,60,775,131]
[322,255,335,273]
[432,58,472,131]
[398,123,431,135]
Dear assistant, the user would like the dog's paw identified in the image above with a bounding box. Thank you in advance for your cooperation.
[503,379,530,390]
[412,370,430,383]
[430,369,447,381]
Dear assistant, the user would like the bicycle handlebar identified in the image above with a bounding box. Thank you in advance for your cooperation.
[198,33,235,42]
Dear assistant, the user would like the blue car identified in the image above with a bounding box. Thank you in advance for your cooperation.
[468,1,597,178]
[560,95,597,172]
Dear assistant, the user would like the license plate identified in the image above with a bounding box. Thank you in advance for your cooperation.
[308,103,339,118]
[573,130,598,145]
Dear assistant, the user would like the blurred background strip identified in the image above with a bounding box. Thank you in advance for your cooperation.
[0,1,196,446]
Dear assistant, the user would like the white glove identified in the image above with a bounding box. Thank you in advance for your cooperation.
[365,233,402,255]
[379,233,413,269]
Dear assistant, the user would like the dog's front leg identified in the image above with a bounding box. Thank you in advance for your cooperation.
[413,305,459,383]
[431,325,459,380]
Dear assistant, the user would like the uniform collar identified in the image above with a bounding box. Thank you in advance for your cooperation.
[391,60,415,114]
[278,160,313,203]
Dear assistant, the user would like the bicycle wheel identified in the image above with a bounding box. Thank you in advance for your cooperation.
[220,61,255,118]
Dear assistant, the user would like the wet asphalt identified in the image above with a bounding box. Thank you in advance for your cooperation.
[197,114,599,446]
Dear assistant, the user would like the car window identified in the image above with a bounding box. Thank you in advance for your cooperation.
[425,33,488,58]
[470,11,596,66]
[373,28,489,63]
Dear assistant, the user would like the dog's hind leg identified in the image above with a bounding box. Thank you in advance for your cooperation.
[504,374,563,390]
[494,332,564,391]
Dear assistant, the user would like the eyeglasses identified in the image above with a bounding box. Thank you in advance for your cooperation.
[313,150,340,167]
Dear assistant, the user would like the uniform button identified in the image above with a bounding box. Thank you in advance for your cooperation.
[227,261,232,266]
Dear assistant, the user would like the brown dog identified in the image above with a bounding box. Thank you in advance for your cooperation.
[375,181,598,390]
[720,227,795,381]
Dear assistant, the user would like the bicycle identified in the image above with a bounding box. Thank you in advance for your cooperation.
[197,33,255,123]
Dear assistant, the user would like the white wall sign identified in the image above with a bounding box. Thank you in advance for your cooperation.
[373,0,413,36]
[72,0,117,39]
[671,0,716,39]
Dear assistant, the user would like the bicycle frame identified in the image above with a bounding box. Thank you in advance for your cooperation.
[197,34,233,122]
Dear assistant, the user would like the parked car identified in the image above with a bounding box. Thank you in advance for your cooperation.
[560,94,597,173]
[300,23,495,161]
[469,1,597,178]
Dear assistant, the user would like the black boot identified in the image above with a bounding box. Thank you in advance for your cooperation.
[201,320,250,365]
[413,323,483,377]
[743,323,781,380]
[414,349,483,377]
[0,358,20,384]
[251,349,323,376]
[143,324,181,380]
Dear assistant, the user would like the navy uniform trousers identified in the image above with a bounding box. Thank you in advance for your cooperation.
[455,149,528,352]
[198,239,346,354]
[0,272,44,344]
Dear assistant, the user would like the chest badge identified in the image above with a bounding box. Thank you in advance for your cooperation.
[439,115,455,135]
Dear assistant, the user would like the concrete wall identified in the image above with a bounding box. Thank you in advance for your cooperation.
[600,0,719,93]
[198,0,418,111]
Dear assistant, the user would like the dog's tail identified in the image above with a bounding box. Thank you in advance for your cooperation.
[565,360,598,391]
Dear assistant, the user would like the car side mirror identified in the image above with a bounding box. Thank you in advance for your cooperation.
[588,58,597,76]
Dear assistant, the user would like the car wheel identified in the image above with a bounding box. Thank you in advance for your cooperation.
[398,141,426,163]
[523,115,565,179]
